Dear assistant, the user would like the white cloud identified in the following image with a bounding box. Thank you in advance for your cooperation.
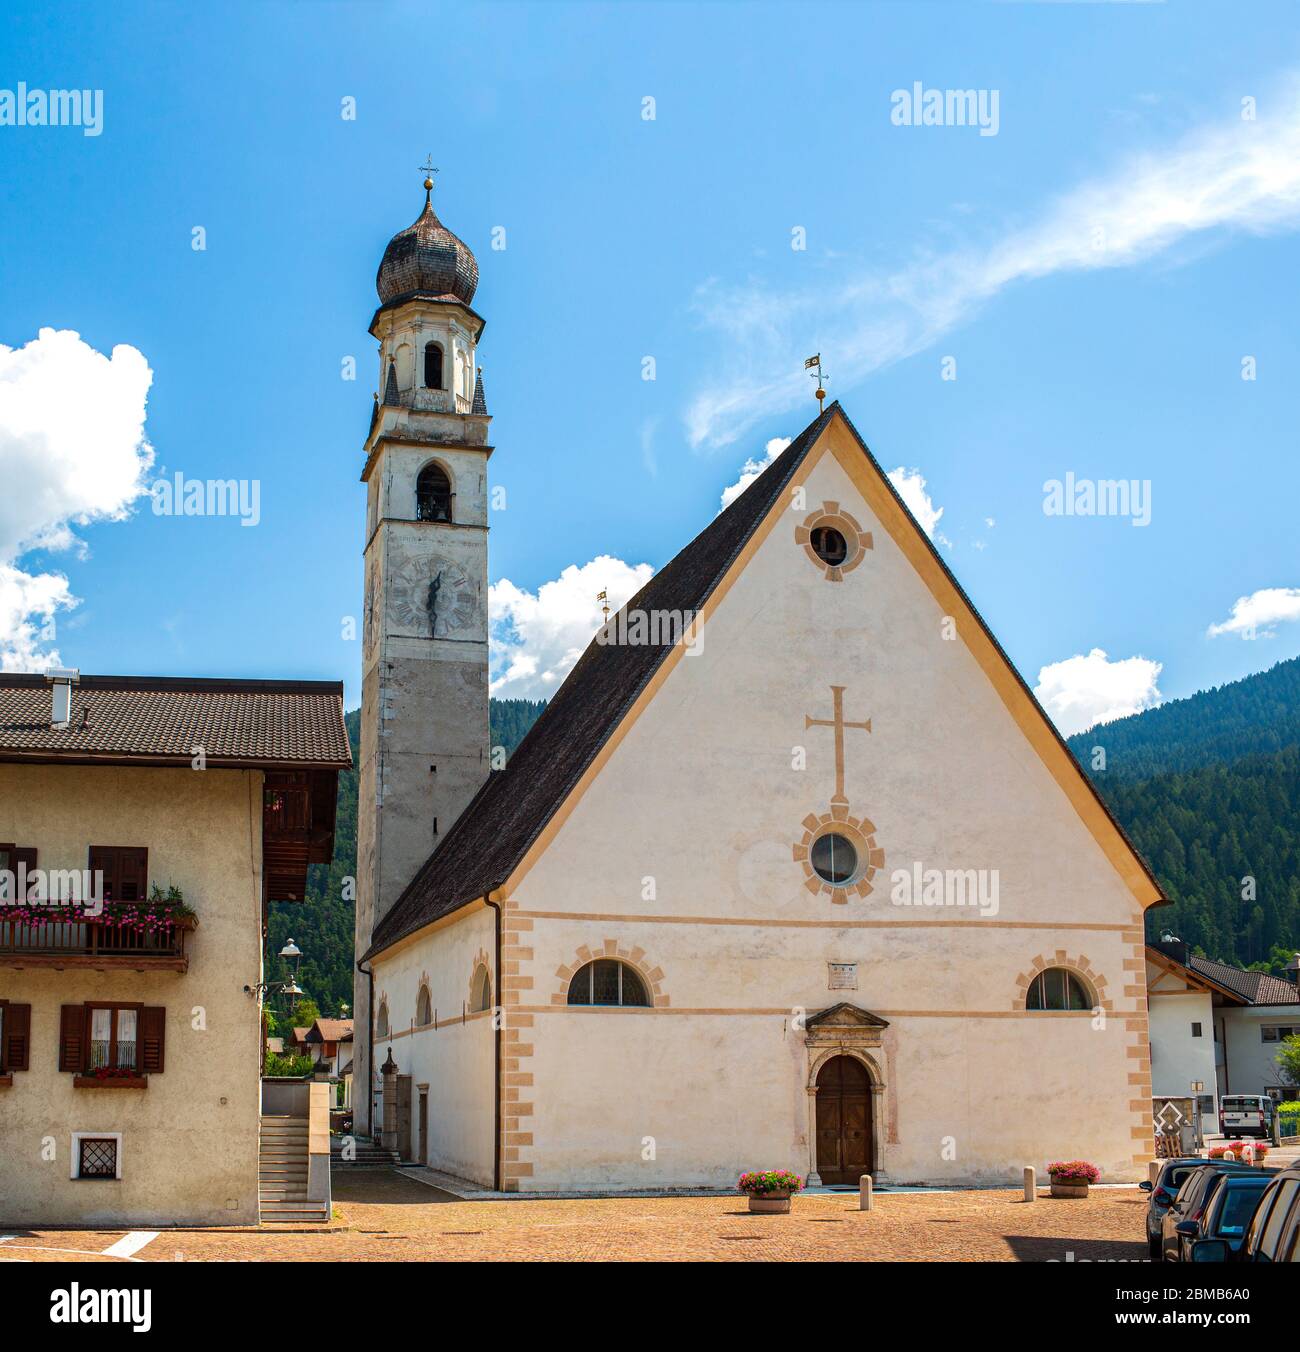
[686,75,1300,448]
[1207,587,1300,638]
[1033,647,1163,738]
[489,555,655,699]
[0,328,154,670]
[0,565,75,670]
[719,436,791,510]
[886,466,943,539]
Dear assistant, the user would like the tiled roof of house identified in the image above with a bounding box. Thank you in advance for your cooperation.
[307,1018,354,1042]
[1189,955,1300,1005]
[0,675,351,767]
[365,401,1165,962]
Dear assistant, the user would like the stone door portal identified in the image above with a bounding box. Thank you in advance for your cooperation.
[815,1054,871,1185]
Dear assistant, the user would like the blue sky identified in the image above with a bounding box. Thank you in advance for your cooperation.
[3,0,1300,731]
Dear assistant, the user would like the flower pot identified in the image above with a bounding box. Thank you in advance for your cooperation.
[1049,1179,1089,1199]
[747,1192,792,1214]
[74,1074,148,1089]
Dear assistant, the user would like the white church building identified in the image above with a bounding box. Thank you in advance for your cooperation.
[353,180,1165,1191]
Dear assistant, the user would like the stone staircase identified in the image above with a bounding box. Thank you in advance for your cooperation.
[259,1115,329,1224]
[330,1136,402,1167]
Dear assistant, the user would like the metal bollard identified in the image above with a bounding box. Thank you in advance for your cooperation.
[859,1174,873,1211]
[1023,1166,1036,1202]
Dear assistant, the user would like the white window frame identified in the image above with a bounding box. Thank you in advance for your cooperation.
[71,1131,123,1181]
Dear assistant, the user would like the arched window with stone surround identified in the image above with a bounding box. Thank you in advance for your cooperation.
[567,959,649,1007]
[376,999,390,1038]
[415,985,432,1027]
[415,463,452,523]
[1025,967,1091,1011]
[470,965,492,1014]
[423,341,444,389]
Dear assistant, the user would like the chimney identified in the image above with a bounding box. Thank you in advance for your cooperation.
[45,667,80,729]
[1157,932,1190,967]
[1286,953,1300,987]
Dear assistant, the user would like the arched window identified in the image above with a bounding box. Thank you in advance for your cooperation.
[376,999,390,1038]
[415,463,452,522]
[1026,968,1091,1011]
[415,985,432,1027]
[470,965,492,1014]
[567,959,649,1007]
[423,341,444,389]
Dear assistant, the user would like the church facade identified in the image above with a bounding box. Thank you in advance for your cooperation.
[354,184,1163,1191]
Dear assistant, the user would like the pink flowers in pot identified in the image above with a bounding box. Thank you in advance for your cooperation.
[737,1170,804,1197]
[1046,1160,1101,1184]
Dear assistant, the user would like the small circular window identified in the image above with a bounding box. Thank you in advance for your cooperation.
[810,526,848,566]
[796,502,872,579]
[810,832,858,884]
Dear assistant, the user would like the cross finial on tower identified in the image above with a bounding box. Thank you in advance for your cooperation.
[419,155,439,201]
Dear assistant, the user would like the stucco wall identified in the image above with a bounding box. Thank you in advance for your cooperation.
[1146,984,1217,1128]
[496,442,1152,1188]
[371,904,495,1184]
[1221,1006,1300,1098]
[0,763,264,1226]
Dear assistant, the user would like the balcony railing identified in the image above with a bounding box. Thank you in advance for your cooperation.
[0,916,192,971]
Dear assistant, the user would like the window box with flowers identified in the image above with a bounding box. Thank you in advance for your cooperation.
[737,1170,804,1214]
[73,1067,148,1089]
[1046,1160,1100,1198]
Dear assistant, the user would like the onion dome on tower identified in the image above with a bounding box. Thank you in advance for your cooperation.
[375,177,479,309]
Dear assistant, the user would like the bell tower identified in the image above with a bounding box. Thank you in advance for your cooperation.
[354,174,491,1132]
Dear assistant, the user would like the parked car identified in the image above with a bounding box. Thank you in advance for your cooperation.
[1159,1162,1273,1261]
[1219,1094,1274,1140]
[1166,1169,1276,1262]
[1141,1158,1228,1258]
[1190,1162,1300,1262]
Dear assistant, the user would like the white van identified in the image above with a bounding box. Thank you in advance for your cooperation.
[1219,1094,1274,1139]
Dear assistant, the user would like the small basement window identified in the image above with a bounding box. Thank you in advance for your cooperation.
[73,1133,121,1180]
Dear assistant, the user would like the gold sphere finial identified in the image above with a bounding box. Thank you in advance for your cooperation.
[424,177,434,192]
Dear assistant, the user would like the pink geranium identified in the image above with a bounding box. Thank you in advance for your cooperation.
[1046,1160,1100,1183]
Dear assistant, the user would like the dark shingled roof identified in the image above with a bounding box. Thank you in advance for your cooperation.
[365,401,1165,960]
[0,674,351,767]
[1189,955,1300,1006]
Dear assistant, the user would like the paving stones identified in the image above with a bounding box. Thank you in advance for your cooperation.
[1,1170,1152,1263]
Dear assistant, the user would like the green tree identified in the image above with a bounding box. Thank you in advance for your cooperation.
[1276,1035,1300,1089]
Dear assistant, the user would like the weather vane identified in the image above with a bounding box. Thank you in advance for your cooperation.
[597,589,609,621]
[419,155,438,197]
[805,354,828,413]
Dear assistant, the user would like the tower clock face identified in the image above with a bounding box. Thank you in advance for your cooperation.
[389,555,477,638]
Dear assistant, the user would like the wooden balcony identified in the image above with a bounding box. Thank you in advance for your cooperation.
[0,916,193,971]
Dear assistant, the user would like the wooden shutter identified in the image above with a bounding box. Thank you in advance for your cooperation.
[121,848,148,901]
[3,1002,30,1071]
[88,846,116,902]
[59,1004,87,1072]
[13,848,37,900]
[87,847,148,903]
[140,1006,166,1073]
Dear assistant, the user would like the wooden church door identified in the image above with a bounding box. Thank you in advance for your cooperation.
[815,1055,872,1185]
